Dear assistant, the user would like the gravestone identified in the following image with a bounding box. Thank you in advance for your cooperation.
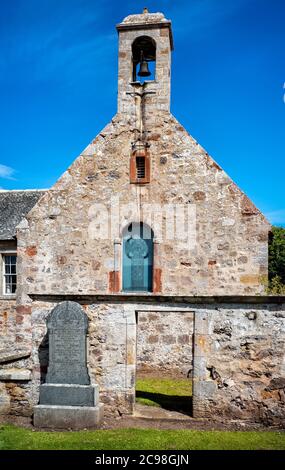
[34,301,103,429]
[46,301,90,385]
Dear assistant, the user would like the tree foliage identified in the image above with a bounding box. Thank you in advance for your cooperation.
[268,226,285,294]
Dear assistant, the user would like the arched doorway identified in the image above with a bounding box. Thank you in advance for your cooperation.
[122,222,154,292]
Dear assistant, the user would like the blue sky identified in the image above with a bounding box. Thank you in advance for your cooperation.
[0,0,284,225]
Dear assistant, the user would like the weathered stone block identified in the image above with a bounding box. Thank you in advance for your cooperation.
[193,380,216,398]
[0,368,31,381]
[0,349,30,364]
[0,383,10,414]
[33,404,104,429]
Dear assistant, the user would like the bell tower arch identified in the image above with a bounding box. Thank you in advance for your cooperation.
[116,9,174,115]
[132,35,156,82]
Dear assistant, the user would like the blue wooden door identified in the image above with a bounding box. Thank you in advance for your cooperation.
[123,223,153,292]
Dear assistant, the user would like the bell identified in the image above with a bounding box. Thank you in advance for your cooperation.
[138,59,151,77]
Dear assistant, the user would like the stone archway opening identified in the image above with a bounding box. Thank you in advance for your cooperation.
[135,310,194,418]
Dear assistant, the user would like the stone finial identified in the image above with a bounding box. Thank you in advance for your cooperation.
[119,11,169,26]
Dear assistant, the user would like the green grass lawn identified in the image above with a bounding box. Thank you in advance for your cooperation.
[0,424,284,450]
[1,379,284,450]
[136,377,192,413]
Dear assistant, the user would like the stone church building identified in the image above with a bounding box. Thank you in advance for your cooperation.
[0,10,284,428]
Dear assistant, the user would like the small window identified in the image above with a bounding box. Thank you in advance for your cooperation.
[136,156,146,179]
[3,255,17,295]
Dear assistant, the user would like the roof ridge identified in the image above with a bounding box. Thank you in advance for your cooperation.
[0,189,47,193]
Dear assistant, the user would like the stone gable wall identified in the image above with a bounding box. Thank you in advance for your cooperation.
[16,112,270,305]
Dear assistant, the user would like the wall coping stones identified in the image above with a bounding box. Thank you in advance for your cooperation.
[29,294,285,305]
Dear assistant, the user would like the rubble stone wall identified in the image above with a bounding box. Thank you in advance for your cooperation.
[0,300,17,352]
[136,310,194,377]
[1,298,284,427]
[0,299,33,416]
[193,304,285,426]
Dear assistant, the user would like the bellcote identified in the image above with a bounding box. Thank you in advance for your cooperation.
[116,10,174,115]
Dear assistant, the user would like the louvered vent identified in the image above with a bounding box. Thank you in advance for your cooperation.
[136,157,146,179]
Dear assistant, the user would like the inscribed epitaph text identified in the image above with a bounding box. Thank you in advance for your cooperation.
[46,301,90,385]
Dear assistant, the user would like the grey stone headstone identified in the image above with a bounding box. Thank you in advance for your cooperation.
[45,301,90,385]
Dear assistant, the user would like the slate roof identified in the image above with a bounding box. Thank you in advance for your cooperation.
[0,190,45,240]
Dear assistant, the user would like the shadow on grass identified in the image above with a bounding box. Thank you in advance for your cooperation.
[136,391,193,416]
